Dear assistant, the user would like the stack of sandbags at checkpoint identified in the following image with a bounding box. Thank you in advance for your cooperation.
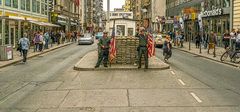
[114,36,139,64]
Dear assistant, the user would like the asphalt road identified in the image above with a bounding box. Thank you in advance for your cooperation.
[155,48,240,95]
[0,43,240,112]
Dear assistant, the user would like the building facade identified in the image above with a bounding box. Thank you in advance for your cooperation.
[166,0,231,43]
[233,0,240,29]
[0,0,49,47]
[131,0,141,30]
[52,0,81,32]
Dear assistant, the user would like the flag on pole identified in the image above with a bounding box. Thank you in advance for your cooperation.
[75,0,80,7]
[147,33,155,58]
[109,20,116,63]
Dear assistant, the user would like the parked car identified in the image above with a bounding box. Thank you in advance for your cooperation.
[95,32,103,39]
[78,33,94,45]
[154,34,166,48]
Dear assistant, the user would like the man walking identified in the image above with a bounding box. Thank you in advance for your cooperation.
[137,27,148,69]
[19,33,30,63]
[95,31,111,68]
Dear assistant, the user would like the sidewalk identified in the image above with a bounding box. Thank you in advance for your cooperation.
[174,42,240,67]
[0,42,72,69]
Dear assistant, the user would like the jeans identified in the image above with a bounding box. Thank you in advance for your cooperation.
[22,50,28,62]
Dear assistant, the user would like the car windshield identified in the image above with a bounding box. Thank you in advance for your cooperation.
[83,33,91,38]
[97,32,103,36]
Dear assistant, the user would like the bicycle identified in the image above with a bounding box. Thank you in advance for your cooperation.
[220,47,240,63]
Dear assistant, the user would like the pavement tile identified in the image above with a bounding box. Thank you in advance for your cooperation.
[38,81,63,91]
[0,108,37,112]
[37,107,240,112]
[15,91,68,109]
[128,89,197,107]
[60,89,128,107]
[58,70,181,90]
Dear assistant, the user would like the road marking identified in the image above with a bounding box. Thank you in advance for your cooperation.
[190,92,202,103]
[178,79,186,86]
[171,71,175,75]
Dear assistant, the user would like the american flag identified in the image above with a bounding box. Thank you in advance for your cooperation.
[147,33,155,58]
[109,20,116,63]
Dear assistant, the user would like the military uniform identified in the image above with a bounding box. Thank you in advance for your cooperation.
[137,33,148,69]
[95,36,111,68]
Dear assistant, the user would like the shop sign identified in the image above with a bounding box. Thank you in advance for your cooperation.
[202,8,223,17]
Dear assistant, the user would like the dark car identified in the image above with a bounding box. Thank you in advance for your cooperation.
[78,33,94,45]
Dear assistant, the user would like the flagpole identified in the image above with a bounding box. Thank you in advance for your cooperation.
[107,0,110,32]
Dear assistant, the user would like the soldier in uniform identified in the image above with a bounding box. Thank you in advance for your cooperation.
[136,27,148,69]
[95,31,111,68]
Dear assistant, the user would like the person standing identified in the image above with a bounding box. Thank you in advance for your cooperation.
[38,32,44,52]
[136,27,148,69]
[44,31,50,49]
[208,31,217,57]
[195,33,201,48]
[19,33,30,63]
[95,31,111,68]
[163,35,172,62]
[33,32,40,52]
[222,30,230,49]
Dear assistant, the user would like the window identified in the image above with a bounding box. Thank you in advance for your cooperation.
[0,0,2,5]
[26,0,30,11]
[21,0,26,10]
[45,3,48,15]
[13,0,18,8]
[41,3,45,14]
[5,0,11,6]
[37,1,40,13]
[32,0,37,12]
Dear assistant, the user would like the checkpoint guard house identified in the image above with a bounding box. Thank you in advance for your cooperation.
[107,10,136,37]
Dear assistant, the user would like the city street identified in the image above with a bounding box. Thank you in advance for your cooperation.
[0,43,239,112]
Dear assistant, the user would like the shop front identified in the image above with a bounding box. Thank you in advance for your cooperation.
[202,7,230,46]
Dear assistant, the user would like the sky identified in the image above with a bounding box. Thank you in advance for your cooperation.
[103,0,125,11]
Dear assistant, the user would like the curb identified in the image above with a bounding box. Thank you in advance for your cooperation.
[174,48,240,68]
[0,43,73,69]
[73,65,170,71]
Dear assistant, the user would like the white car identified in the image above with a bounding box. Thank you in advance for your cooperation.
[78,33,94,45]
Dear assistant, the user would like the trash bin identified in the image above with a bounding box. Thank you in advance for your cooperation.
[0,45,13,61]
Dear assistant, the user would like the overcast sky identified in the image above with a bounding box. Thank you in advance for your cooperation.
[103,0,125,11]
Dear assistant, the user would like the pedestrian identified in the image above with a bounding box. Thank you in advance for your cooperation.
[230,29,237,50]
[222,30,230,49]
[208,31,217,57]
[236,31,240,50]
[163,35,172,62]
[195,33,201,48]
[44,31,50,49]
[19,33,30,63]
[175,31,182,47]
[33,32,40,52]
[38,32,44,52]
[56,31,61,45]
[17,40,22,56]
[203,32,209,49]
[180,32,184,48]
[95,31,111,68]
[136,27,148,69]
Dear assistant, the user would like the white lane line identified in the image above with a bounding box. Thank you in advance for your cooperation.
[171,71,175,75]
[190,92,202,103]
[178,79,186,86]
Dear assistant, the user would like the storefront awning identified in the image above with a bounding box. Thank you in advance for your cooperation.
[0,16,25,20]
[29,21,60,27]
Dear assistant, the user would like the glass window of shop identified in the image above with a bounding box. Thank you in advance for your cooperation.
[5,0,11,6]
[45,3,48,15]
[21,0,26,10]
[37,1,40,13]
[5,20,9,45]
[32,0,37,12]
[13,0,18,8]
[26,0,30,11]
[0,0,2,5]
